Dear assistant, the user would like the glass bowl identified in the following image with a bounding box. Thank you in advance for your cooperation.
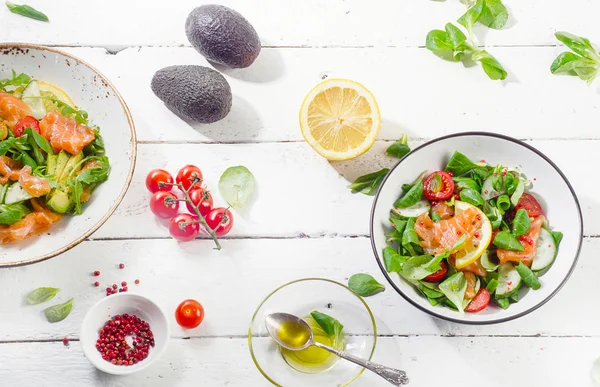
[249,278,377,387]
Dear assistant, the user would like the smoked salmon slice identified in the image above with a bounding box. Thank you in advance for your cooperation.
[0,199,61,244]
[0,156,23,184]
[39,111,95,155]
[0,91,32,126]
[497,216,545,267]
[18,166,51,197]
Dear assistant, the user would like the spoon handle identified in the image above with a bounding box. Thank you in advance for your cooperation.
[313,342,409,386]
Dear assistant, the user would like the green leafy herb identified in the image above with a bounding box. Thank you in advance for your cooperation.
[386,133,410,159]
[0,137,18,157]
[431,211,441,222]
[348,274,385,297]
[459,188,484,206]
[310,311,343,337]
[26,287,60,305]
[0,70,31,92]
[484,202,502,230]
[401,218,422,256]
[453,176,480,192]
[84,128,105,155]
[496,194,511,211]
[439,272,468,313]
[493,231,524,251]
[472,50,508,80]
[515,262,541,290]
[457,0,484,32]
[0,203,30,225]
[505,173,517,195]
[495,297,510,309]
[510,180,525,207]
[383,246,405,272]
[551,32,600,84]
[5,1,49,21]
[445,151,479,176]
[218,166,255,208]
[394,173,424,208]
[512,209,531,237]
[66,156,110,214]
[551,231,563,247]
[399,253,445,281]
[44,298,73,322]
[485,278,499,294]
[477,0,508,30]
[348,168,389,196]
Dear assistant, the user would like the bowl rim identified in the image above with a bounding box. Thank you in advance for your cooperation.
[369,131,583,325]
[80,292,170,375]
[0,43,137,267]
[248,277,377,387]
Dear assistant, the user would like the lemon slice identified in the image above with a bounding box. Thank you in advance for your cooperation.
[454,201,493,269]
[38,81,77,109]
[299,78,381,161]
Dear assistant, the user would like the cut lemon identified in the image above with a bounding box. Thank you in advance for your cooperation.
[299,78,381,161]
[453,201,493,269]
[38,81,77,109]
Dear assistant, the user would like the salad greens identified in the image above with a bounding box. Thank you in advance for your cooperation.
[386,133,410,159]
[551,32,600,85]
[310,311,343,337]
[5,1,49,22]
[218,165,255,208]
[44,298,73,323]
[347,273,385,297]
[26,287,60,304]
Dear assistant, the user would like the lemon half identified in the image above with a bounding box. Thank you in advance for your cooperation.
[454,201,493,269]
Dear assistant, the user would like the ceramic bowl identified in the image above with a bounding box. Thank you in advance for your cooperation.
[249,278,377,387]
[0,44,136,267]
[371,132,583,324]
[80,293,170,375]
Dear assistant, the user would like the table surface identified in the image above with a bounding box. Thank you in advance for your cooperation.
[1,1,599,386]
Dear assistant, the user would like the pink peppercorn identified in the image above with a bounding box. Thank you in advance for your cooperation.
[119,263,125,269]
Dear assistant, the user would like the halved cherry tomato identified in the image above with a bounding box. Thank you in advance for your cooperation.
[515,193,543,217]
[186,188,213,217]
[175,299,205,329]
[205,207,234,237]
[149,191,179,219]
[423,261,448,283]
[169,213,200,242]
[13,116,40,137]
[465,288,491,313]
[423,171,455,201]
[146,169,174,193]
[176,165,203,191]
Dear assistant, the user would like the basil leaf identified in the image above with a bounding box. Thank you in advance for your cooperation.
[431,211,441,222]
[26,287,60,305]
[5,1,49,21]
[386,133,410,159]
[551,231,563,247]
[395,174,424,208]
[496,194,511,211]
[426,29,456,61]
[485,278,499,294]
[0,137,17,156]
[453,176,480,192]
[515,262,541,290]
[310,311,343,338]
[555,32,600,61]
[218,165,255,208]
[0,203,30,225]
[478,0,509,30]
[44,298,73,322]
[439,272,468,313]
[493,231,524,251]
[459,188,484,206]
[400,254,445,281]
[348,274,385,297]
[391,219,407,235]
[472,50,508,80]
[348,168,389,196]
[383,247,406,272]
[401,218,422,256]
[457,0,484,32]
[445,151,479,176]
[512,209,531,237]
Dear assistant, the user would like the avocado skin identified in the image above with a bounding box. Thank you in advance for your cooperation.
[151,65,232,123]
[185,5,261,68]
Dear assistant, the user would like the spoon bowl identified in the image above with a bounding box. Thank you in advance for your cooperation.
[265,313,314,351]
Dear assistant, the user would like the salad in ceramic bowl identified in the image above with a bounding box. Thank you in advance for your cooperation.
[370,133,582,324]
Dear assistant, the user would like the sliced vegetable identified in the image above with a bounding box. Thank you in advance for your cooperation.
[531,228,557,271]
[496,263,521,296]
[423,171,455,201]
[394,200,430,218]
[480,250,500,271]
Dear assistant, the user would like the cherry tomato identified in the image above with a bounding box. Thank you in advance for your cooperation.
[13,116,41,137]
[186,189,213,217]
[515,193,543,217]
[423,171,455,201]
[176,165,203,191]
[423,261,448,283]
[149,191,179,219]
[205,207,234,237]
[465,288,491,313]
[169,213,200,242]
[175,299,205,329]
[146,169,174,193]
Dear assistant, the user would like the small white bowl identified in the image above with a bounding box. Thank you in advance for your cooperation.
[80,293,170,375]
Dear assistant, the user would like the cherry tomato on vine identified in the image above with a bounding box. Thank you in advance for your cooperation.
[205,207,234,237]
[423,171,455,201]
[176,165,203,191]
[13,116,40,137]
[175,299,205,329]
[169,213,200,242]
[146,169,174,193]
[149,191,179,219]
[186,189,213,217]
[423,261,448,283]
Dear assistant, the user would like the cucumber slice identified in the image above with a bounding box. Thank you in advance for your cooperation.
[496,263,521,296]
[531,228,557,271]
[394,200,431,218]
[480,250,500,272]
[4,183,34,204]
[481,177,504,201]
[21,81,47,119]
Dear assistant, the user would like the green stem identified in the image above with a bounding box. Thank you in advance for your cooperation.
[174,181,221,250]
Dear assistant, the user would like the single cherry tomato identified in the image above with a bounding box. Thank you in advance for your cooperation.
[423,171,455,201]
[515,193,543,217]
[175,299,205,329]
[465,288,491,313]
[146,169,174,193]
[186,188,213,217]
[176,165,203,191]
[205,207,234,237]
[149,191,179,219]
[169,213,200,242]
[423,261,448,283]
[13,116,41,137]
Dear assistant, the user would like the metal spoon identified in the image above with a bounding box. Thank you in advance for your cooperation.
[265,313,409,386]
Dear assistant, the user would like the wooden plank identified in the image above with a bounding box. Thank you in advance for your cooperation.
[0,336,596,386]
[0,0,598,47]
[54,46,600,143]
[0,237,596,340]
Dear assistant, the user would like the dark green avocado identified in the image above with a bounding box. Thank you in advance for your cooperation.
[185,4,261,68]
[151,65,232,123]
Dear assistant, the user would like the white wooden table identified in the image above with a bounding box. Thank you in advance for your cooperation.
[1,1,599,386]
